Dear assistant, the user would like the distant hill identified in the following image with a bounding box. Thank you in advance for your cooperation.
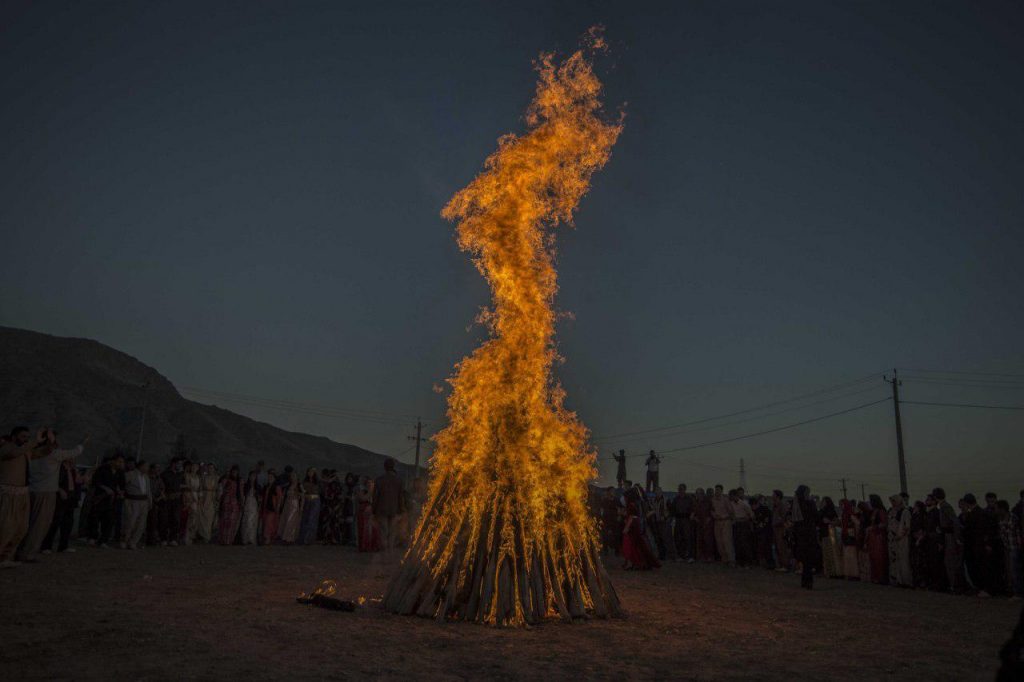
[0,326,407,478]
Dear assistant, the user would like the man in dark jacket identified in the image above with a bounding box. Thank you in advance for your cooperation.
[373,458,404,552]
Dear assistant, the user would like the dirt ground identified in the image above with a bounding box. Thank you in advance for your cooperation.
[1,544,1019,681]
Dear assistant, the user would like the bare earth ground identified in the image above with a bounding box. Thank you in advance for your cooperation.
[1,544,1019,681]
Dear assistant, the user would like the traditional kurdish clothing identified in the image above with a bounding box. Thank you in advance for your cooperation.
[819,500,841,578]
[217,477,242,545]
[621,504,660,570]
[840,501,861,579]
[278,483,301,544]
[866,506,889,584]
[240,480,260,545]
[122,467,151,550]
[356,485,380,552]
[298,479,320,545]
[888,500,913,586]
[261,484,283,545]
[319,476,345,545]
[182,471,201,545]
[196,470,218,543]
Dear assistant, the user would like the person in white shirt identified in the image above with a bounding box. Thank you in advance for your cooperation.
[645,450,660,493]
[16,433,87,562]
[122,458,151,550]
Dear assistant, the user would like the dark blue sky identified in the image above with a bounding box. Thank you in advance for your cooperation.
[2,1,1022,499]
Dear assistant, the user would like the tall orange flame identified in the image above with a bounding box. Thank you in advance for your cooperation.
[384,33,622,626]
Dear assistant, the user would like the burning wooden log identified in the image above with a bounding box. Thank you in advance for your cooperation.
[382,29,623,627]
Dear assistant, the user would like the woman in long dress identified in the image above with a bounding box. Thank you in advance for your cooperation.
[277,470,302,544]
[196,464,219,543]
[182,461,201,545]
[261,474,283,545]
[298,468,321,545]
[319,471,344,545]
[792,485,820,589]
[356,476,381,552]
[888,494,913,586]
[866,494,889,584]
[240,470,260,545]
[217,465,243,545]
[840,500,861,579]
[621,502,660,570]
[819,497,842,578]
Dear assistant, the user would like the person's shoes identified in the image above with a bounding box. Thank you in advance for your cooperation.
[687,558,695,564]
[169,541,178,547]
[977,590,991,598]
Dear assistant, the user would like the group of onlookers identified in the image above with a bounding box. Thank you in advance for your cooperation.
[597,478,1024,598]
[0,425,426,567]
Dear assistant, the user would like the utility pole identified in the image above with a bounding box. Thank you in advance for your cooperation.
[408,418,426,478]
[839,477,848,500]
[738,458,747,490]
[860,483,867,501]
[884,369,908,495]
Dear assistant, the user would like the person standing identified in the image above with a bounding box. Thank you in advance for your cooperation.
[239,471,261,545]
[644,451,660,493]
[159,458,185,546]
[356,476,380,552]
[934,487,964,593]
[711,484,735,566]
[121,458,152,550]
[751,495,774,569]
[1,428,57,566]
[372,459,404,552]
[43,458,81,554]
[962,493,1000,597]
[771,490,793,572]
[18,433,87,562]
[620,502,660,570]
[866,494,889,584]
[694,488,715,562]
[196,463,219,544]
[819,497,841,578]
[613,450,627,489]
[792,485,820,589]
[298,468,321,545]
[278,469,302,544]
[731,489,755,567]
[217,466,243,545]
[260,473,283,545]
[182,461,201,545]
[672,484,695,561]
[88,453,124,548]
[839,499,861,580]
[146,464,165,546]
[319,470,344,545]
[997,500,1024,598]
[887,494,913,586]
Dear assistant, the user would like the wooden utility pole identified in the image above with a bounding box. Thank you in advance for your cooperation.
[408,418,426,477]
[739,458,747,490]
[839,477,848,500]
[860,483,867,501]
[884,369,908,495]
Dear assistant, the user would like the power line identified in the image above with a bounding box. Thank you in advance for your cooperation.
[602,384,888,447]
[605,397,892,460]
[898,368,1024,379]
[901,400,1024,411]
[592,372,883,442]
[901,376,1024,389]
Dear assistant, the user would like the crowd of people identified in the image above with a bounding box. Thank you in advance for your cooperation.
[4,426,1022,606]
[0,426,426,567]
[596,471,1024,598]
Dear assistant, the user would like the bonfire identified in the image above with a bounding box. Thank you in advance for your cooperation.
[383,31,623,626]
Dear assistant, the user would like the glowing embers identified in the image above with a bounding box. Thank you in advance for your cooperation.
[383,30,623,626]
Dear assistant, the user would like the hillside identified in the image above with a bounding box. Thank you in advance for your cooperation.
[0,326,405,477]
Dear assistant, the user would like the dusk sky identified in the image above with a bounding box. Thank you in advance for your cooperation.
[2,1,1022,499]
